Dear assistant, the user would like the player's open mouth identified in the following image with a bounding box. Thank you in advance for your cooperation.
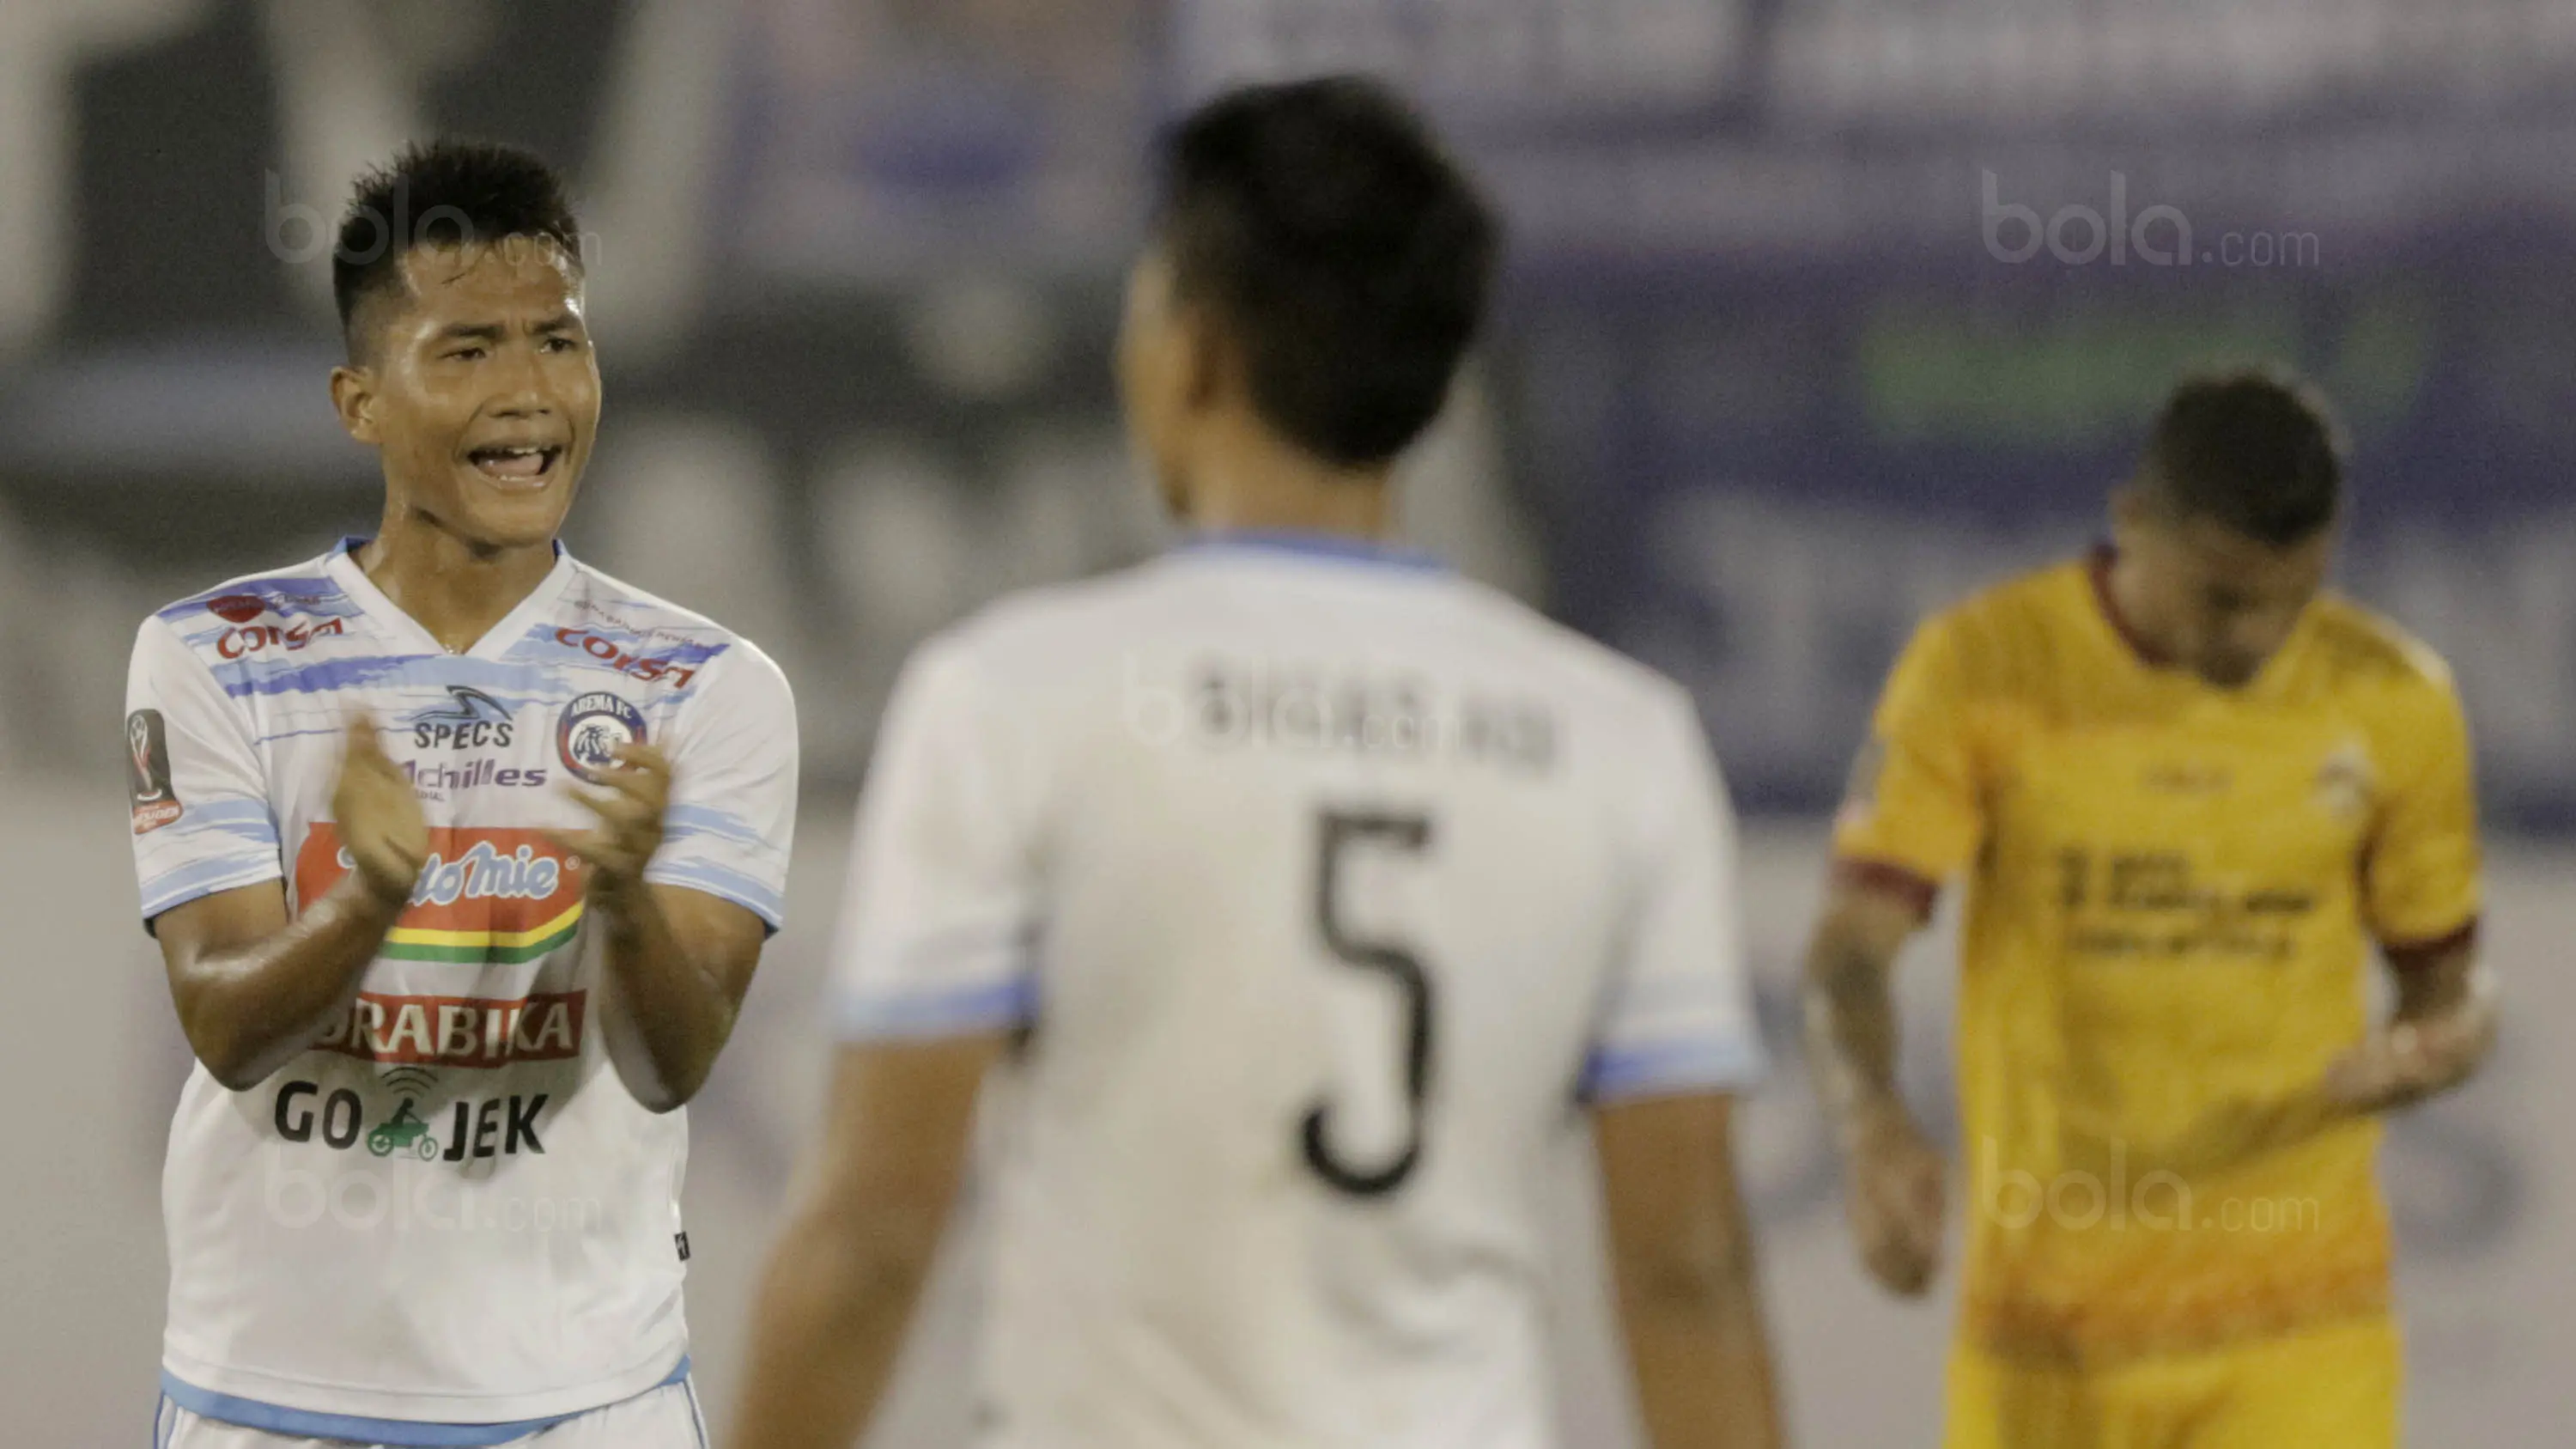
[466,445,564,485]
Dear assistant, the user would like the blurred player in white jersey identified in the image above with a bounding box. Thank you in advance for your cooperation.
[130,142,797,1447]
[733,77,1781,1449]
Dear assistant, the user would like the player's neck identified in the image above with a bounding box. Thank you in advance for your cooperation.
[357,512,560,654]
[1182,423,1394,544]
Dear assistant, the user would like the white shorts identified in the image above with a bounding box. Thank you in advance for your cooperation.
[151,1380,708,1449]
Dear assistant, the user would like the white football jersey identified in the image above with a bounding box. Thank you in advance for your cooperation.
[125,542,796,1440]
[830,533,1762,1449]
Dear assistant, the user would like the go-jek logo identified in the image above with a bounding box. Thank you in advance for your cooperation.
[295,825,585,965]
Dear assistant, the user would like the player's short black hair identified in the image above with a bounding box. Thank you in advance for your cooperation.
[331,140,583,358]
[1156,76,1500,467]
[2137,367,2345,546]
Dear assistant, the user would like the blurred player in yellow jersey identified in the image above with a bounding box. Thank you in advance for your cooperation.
[1801,368,2497,1448]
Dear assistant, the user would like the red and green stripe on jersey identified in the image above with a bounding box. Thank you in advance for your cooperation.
[294,824,585,965]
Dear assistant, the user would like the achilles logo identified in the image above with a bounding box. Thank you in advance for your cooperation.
[317,990,586,1068]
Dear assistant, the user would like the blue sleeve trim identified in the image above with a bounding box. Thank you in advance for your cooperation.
[171,800,283,850]
[836,974,1039,1041]
[662,805,775,854]
[1582,1034,1767,1102]
[156,1359,689,1446]
[139,857,283,923]
[644,857,787,929]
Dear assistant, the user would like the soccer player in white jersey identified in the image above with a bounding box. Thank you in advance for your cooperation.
[127,142,797,1448]
[733,77,1782,1449]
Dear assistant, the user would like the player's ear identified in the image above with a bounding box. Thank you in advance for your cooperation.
[2108,478,2152,540]
[331,362,380,445]
[1177,305,1235,416]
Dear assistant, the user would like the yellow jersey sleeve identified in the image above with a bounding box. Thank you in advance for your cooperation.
[2363,667,2482,953]
[1833,613,1987,909]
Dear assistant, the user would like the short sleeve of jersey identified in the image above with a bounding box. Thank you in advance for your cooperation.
[644,644,800,931]
[2363,667,2482,952]
[829,635,1044,1041]
[126,616,283,924]
[1582,691,1765,1102]
[1832,612,1984,904]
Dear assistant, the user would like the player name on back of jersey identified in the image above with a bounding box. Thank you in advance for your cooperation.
[1186,657,1558,774]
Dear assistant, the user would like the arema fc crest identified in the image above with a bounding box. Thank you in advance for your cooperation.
[557,692,647,783]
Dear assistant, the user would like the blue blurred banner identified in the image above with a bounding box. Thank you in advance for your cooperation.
[1503,264,2576,828]
[721,0,2576,826]
[1157,0,2576,828]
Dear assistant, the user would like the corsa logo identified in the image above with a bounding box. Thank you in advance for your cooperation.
[550,628,703,687]
[296,825,586,965]
[313,990,586,1068]
[217,618,348,659]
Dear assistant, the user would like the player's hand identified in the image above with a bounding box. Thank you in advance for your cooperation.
[332,713,428,908]
[1843,1103,1947,1297]
[544,744,671,901]
[2322,990,2498,1114]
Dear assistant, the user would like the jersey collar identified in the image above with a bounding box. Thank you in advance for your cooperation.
[2086,544,2175,669]
[1172,528,1446,573]
[325,537,578,661]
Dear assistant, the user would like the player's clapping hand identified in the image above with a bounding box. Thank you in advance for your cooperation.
[1844,1105,1947,1298]
[2321,988,2498,1114]
[544,744,672,898]
[334,713,430,907]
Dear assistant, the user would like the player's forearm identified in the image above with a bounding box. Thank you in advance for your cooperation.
[1801,919,1907,1141]
[2392,941,2488,1024]
[1617,1254,1785,1449]
[173,876,403,1090]
[591,883,738,1111]
[730,1202,940,1449]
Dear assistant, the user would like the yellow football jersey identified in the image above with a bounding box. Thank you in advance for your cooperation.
[1835,551,2481,1365]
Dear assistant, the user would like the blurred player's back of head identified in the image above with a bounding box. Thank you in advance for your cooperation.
[1121,76,1501,521]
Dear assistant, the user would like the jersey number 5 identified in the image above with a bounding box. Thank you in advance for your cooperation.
[1303,808,1437,1199]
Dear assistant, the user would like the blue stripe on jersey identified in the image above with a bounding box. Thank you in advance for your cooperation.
[140,855,283,922]
[212,654,591,704]
[836,974,1040,1040]
[515,619,732,670]
[156,1358,690,1447]
[644,857,787,928]
[211,654,418,699]
[1582,1034,1767,1100]
[1176,529,1447,572]
[682,1378,711,1449]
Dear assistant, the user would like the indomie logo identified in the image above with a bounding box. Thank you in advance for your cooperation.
[216,617,347,659]
[315,990,586,1068]
[396,840,563,908]
[296,825,585,965]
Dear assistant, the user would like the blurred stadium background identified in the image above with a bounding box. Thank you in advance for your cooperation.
[4,1,2575,1443]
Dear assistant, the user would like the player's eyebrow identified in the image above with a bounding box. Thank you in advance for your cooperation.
[432,321,507,344]
[532,311,584,335]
